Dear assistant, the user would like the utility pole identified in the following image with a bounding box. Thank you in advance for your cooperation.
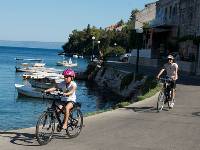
[135,28,143,73]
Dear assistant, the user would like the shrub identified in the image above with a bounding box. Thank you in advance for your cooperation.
[120,73,134,90]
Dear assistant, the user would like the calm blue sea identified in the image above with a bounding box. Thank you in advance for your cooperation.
[0,46,120,131]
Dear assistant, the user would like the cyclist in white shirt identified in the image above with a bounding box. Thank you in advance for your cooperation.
[45,68,77,129]
[157,55,178,108]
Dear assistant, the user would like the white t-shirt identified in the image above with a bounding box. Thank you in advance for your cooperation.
[164,63,179,80]
[57,81,77,102]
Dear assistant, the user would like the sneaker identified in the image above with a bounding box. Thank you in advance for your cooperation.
[170,102,174,108]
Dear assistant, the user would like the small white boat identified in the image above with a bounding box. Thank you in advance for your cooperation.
[73,54,78,58]
[22,73,32,79]
[56,58,77,67]
[15,58,46,72]
[32,63,45,67]
[78,55,84,58]
[28,72,63,89]
[15,84,60,100]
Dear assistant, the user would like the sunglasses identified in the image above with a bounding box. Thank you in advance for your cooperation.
[64,76,72,78]
[168,58,173,60]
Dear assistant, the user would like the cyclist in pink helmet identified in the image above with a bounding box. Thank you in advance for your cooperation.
[45,68,77,130]
[62,68,75,78]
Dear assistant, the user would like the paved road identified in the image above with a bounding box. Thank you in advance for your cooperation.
[1,81,200,150]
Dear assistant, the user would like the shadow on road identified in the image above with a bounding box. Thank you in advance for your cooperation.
[0,131,70,146]
[124,106,158,113]
[192,112,200,117]
[0,131,38,146]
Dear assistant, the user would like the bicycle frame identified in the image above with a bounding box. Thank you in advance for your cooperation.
[163,82,172,101]
[48,100,64,128]
[160,77,173,100]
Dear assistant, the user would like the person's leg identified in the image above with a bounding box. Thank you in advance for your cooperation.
[170,81,176,108]
[62,102,74,129]
[170,80,176,100]
[171,89,175,101]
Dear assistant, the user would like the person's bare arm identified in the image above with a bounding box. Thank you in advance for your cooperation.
[174,65,178,80]
[44,87,56,93]
[157,68,165,79]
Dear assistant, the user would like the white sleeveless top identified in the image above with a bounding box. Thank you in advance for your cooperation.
[57,81,77,102]
[164,63,179,80]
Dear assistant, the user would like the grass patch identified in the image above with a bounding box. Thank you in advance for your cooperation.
[84,109,112,117]
[137,83,162,101]
[84,101,131,117]
[114,101,131,108]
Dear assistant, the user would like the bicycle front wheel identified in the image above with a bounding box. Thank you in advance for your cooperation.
[35,111,55,145]
[157,91,166,112]
[66,108,83,138]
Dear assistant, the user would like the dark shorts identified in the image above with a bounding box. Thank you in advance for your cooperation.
[55,100,75,107]
[170,80,176,89]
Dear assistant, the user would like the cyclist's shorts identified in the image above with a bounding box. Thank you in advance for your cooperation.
[170,80,176,89]
[55,100,75,107]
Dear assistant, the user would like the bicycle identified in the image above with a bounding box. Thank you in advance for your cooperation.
[35,91,83,145]
[157,76,175,112]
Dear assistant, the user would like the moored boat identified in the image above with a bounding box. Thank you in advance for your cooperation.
[56,58,77,67]
[28,73,63,89]
[15,58,46,72]
[15,84,60,99]
[72,54,78,58]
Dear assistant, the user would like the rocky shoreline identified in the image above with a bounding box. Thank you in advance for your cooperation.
[86,62,149,101]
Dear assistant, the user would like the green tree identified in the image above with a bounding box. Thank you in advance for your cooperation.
[129,9,139,21]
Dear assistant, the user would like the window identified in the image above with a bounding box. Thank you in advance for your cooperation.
[173,4,177,16]
[165,7,168,20]
[169,6,172,18]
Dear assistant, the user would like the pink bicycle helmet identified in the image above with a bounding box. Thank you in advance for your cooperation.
[62,68,75,78]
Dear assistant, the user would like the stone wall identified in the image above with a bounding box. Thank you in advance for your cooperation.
[94,67,144,98]
[135,2,156,29]
[179,0,200,37]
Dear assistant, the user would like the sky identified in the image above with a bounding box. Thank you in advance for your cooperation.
[0,0,157,43]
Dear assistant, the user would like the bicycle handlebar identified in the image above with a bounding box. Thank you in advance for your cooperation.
[159,76,173,83]
[42,90,65,99]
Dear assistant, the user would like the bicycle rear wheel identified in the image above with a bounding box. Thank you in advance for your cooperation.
[66,108,83,138]
[157,91,166,112]
[36,111,55,145]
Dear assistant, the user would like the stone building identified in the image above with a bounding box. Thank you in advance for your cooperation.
[105,24,124,31]
[178,0,200,74]
[150,0,180,58]
[134,2,157,30]
[149,0,200,74]
[129,0,200,74]
[178,0,200,62]
[129,2,157,52]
